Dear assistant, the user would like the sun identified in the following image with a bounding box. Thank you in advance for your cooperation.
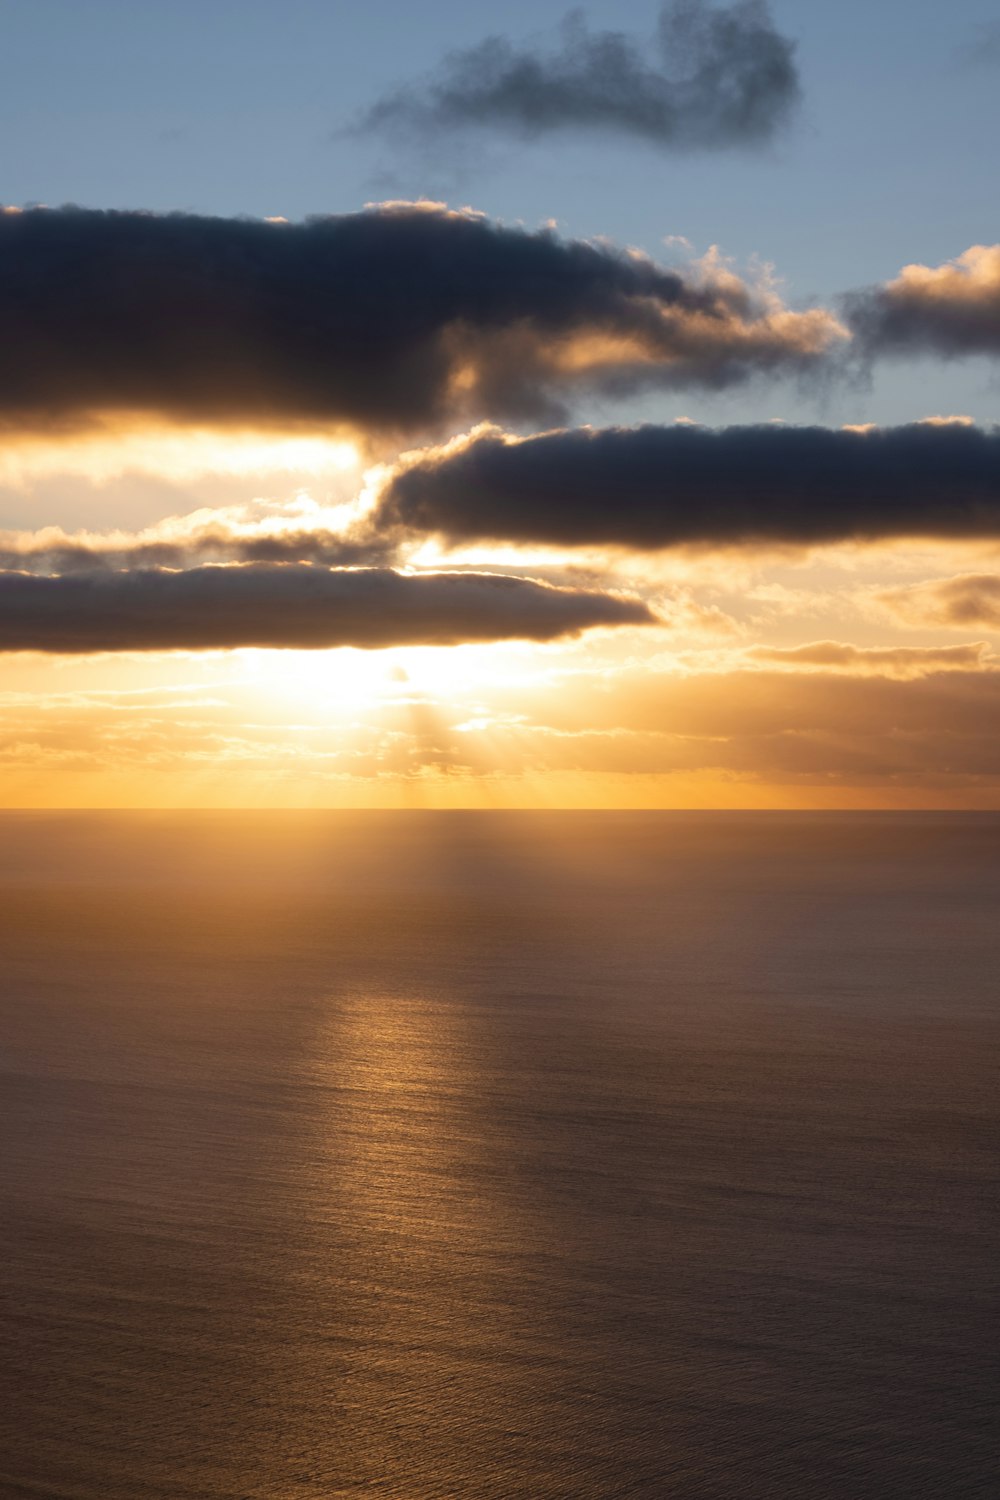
[234,639,546,721]
[237,647,400,717]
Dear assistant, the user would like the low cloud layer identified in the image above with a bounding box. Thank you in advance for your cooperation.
[879,574,1000,631]
[509,664,1000,741]
[9,652,1000,794]
[495,664,1000,781]
[0,565,653,654]
[357,2,799,151]
[846,244,1000,359]
[375,420,1000,549]
[0,517,393,574]
[0,203,843,434]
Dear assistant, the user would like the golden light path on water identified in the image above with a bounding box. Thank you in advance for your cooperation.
[1,811,998,1495]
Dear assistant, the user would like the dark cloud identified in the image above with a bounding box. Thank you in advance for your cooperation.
[374,420,1000,550]
[878,574,1000,631]
[0,203,842,433]
[0,564,653,654]
[845,245,1000,359]
[357,2,799,151]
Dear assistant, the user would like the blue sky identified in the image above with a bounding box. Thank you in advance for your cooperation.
[3,0,998,426]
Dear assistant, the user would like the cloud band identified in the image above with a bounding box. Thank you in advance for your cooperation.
[0,564,654,654]
[0,203,843,434]
[375,420,1000,549]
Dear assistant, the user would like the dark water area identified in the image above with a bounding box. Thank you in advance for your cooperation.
[0,811,997,1498]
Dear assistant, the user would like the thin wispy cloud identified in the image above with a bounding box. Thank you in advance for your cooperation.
[0,511,394,574]
[565,662,1000,739]
[356,2,800,152]
[955,20,1000,68]
[745,641,993,678]
[878,574,1000,631]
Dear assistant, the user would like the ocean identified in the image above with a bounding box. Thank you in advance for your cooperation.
[1,811,996,1498]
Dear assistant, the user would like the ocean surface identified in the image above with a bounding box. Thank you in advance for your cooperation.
[0,811,997,1499]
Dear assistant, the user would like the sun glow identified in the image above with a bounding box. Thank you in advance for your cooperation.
[0,424,362,488]
[235,638,552,717]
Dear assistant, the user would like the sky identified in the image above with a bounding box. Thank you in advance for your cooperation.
[2,0,1000,808]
